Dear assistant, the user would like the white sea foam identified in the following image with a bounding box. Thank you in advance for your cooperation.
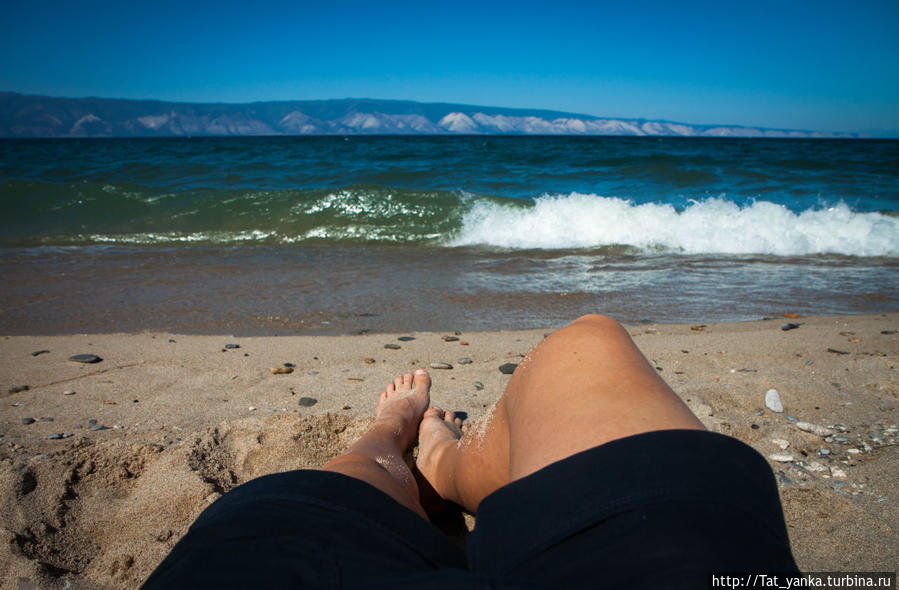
[449,194,899,256]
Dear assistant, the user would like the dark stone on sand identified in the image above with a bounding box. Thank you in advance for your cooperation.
[224,344,240,349]
[88,419,98,426]
[8,385,29,394]
[40,417,53,422]
[89,424,109,431]
[384,343,401,350]
[283,362,296,368]
[31,350,50,357]
[168,339,176,343]
[457,357,472,365]
[781,323,802,331]
[69,354,102,363]
[48,433,73,440]
[298,397,318,407]
[499,362,518,375]
[398,336,415,342]
[442,335,459,342]
[21,418,36,425]
[473,381,484,391]
[881,330,897,335]
[827,348,850,355]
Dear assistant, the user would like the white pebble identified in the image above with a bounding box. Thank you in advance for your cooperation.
[63,390,76,395]
[769,453,794,463]
[807,461,827,472]
[795,421,835,437]
[847,448,860,455]
[764,389,784,413]
[248,406,257,411]
[771,438,790,450]
[831,468,847,478]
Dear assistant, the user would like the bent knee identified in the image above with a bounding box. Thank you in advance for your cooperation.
[568,313,622,331]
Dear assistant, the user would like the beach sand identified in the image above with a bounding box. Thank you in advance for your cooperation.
[1,314,897,588]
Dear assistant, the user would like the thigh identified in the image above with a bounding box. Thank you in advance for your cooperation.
[142,470,467,589]
[467,430,798,590]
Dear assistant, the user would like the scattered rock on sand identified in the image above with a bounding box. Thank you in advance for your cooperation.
[63,390,76,395]
[765,389,784,412]
[69,354,102,363]
[473,381,484,391]
[271,366,294,375]
[796,421,835,437]
[298,397,318,407]
[457,357,472,365]
[48,433,73,439]
[7,385,29,394]
[771,438,790,450]
[781,323,802,331]
[21,418,36,425]
[224,344,240,349]
[442,335,459,342]
[397,336,415,342]
[430,362,453,370]
[31,350,50,356]
[769,453,794,462]
[827,348,849,355]
[384,343,401,350]
[499,363,518,375]
[364,358,376,364]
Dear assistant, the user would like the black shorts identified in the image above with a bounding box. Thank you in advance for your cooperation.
[142,430,798,589]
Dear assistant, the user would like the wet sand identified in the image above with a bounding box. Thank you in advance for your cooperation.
[1,314,897,588]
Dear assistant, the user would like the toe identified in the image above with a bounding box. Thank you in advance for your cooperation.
[453,416,463,428]
[412,369,431,394]
[402,373,414,388]
[394,375,404,389]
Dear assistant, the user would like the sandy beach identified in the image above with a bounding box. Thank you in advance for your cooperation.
[1,313,897,588]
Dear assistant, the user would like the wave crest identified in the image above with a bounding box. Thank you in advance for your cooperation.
[449,194,899,256]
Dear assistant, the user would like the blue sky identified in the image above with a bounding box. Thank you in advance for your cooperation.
[2,0,897,135]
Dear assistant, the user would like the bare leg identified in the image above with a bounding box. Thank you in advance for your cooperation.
[417,314,705,513]
[324,369,431,519]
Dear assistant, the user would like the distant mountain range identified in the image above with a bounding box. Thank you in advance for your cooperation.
[0,92,859,138]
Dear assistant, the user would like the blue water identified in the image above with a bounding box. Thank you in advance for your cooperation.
[0,136,897,334]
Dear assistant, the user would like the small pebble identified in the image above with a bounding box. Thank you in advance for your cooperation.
[31,350,50,357]
[769,453,794,462]
[69,354,102,363]
[8,385,29,394]
[826,348,849,355]
[776,471,793,486]
[430,362,453,370]
[168,339,176,343]
[784,414,799,422]
[819,448,831,456]
[764,389,784,413]
[781,323,801,331]
[880,330,896,335]
[63,390,76,395]
[498,362,518,375]
[459,341,469,346]
[48,433,73,440]
[224,344,240,349]
[364,358,376,364]
[830,468,847,478]
[771,438,790,450]
[384,344,401,350]
[847,448,860,455]
[39,417,53,422]
[248,406,256,412]
[442,335,459,342]
[473,381,484,391]
[457,357,472,365]
[298,397,318,407]
[270,366,294,374]
[397,336,415,342]
[21,418,36,425]
[796,421,835,437]
[89,424,109,431]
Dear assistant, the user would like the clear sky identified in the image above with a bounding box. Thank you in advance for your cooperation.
[2,0,897,135]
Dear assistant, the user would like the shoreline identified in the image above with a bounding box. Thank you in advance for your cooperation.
[2,314,897,588]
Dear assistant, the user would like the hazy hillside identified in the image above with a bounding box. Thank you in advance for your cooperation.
[0,92,857,138]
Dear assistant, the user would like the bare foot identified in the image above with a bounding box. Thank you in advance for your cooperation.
[373,369,431,450]
[416,406,465,505]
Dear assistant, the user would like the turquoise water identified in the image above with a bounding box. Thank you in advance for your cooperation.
[1,136,897,334]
